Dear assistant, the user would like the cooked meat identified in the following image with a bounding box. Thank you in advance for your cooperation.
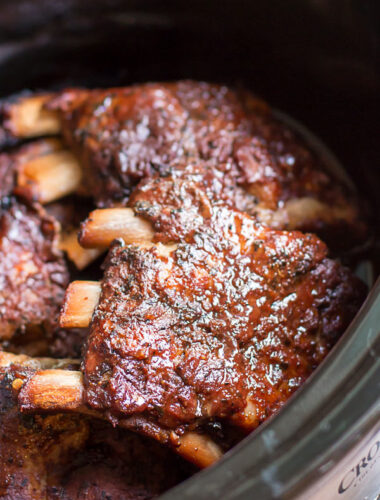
[0,195,93,358]
[45,81,366,249]
[83,200,366,433]
[0,79,370,483]
[49,328,89,359]
[46,82,248,206]
[0,199,68,341]
[128,158,258,242]
[0,144,93,355]
[0,354,190,499]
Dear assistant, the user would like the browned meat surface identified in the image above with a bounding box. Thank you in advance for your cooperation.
[128,158,257,242]
[47,81,367,249]
[0,139,76,346]
[0,200,68,342]
[0,150,90,357]
[0,151,96,357]
[47,82,248,205]
[47,328,88,359]
[0,355,191,499]
[84,200,366,434]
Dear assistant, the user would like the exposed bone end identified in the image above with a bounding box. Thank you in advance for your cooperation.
[79,208,155,248]
[5,94,61,138]
[18,150,82,204]
[170,431,223,468]
[59,230,104,270]
[60,280,101,328]
[254,196,357,232]
[229,400,259,431]
[0,351,80,370]
[18,369,84,412]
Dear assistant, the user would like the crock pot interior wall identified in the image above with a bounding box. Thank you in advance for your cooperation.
[0,1,379,498]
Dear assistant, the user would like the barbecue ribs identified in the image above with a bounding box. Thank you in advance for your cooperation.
[0,194,91,357]
[0,81,367,250]
[0,80,369,477]
[0,137,94,355]
[63,199,366,436]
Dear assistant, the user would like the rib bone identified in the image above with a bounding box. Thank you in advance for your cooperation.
[79,208,155,248]
[59,229,104,270]
[18,150,82,203]
[60,280,101,328]
[4,94,60,138]
[19,369,85,412]
[170,431,223,468]
[17,368,222,468]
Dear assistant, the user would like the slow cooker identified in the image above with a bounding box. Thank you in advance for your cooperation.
[0,1,378,498]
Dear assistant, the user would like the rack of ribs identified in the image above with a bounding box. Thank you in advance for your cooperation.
[0,81,368,251]
[0,187,91,357]
[20,199,366,467]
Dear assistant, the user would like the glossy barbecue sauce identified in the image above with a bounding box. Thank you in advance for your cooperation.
[84,188,366,435]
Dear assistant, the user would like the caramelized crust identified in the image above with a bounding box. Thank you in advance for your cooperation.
[84,204,366,432]
[45,81,367,249]
[47,82,249,205]
[47,422,191,500]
